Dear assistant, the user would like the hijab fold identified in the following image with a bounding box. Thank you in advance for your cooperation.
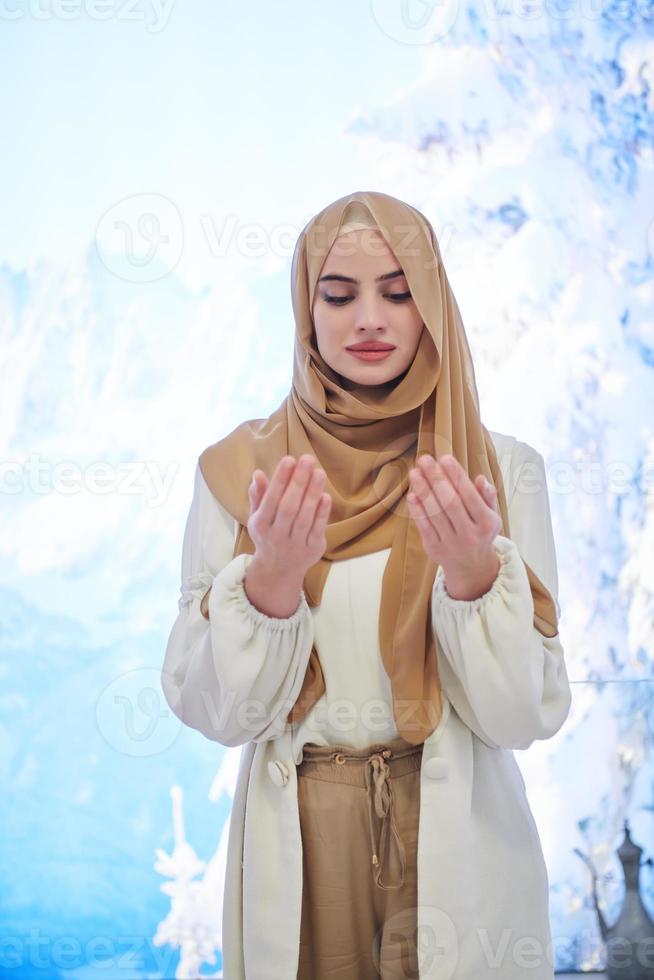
[199,190,559,745]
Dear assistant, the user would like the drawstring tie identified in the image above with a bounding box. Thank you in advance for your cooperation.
[332,748,407,890]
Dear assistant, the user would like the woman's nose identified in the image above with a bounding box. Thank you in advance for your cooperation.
[353,296,388,328]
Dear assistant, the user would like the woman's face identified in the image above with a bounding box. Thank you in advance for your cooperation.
[311,228,424,392]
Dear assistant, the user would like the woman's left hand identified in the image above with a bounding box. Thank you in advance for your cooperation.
[407,453,502,597]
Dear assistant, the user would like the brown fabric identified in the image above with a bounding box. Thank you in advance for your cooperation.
[296,736,423,979]
[198,190,559,745]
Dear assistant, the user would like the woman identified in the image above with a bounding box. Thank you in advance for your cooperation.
[162,190,571,980]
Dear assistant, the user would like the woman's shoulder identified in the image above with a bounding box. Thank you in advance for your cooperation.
[487,430,546,510]
[192,460,238,544]
[488,429,541,464]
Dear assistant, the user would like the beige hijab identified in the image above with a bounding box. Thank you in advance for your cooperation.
[199,190,559,746]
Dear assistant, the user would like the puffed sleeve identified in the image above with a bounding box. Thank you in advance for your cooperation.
[431,441,572,750]
[161,462,316,748]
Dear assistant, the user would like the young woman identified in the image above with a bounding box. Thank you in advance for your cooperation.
[162,190,571,980]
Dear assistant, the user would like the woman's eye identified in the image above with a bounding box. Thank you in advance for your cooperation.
[324,295,351,305]
[323,291,411,305]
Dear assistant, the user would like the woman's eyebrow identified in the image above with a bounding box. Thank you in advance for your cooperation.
[318,269,406,285]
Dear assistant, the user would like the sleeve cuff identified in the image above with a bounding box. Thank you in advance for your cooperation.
[208,552,309,631]
[178,570,215,612]
[432,535,525,612]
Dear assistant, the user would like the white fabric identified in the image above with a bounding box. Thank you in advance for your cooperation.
[161,430,571,980]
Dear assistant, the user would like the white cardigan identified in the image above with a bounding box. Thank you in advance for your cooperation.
[162,430,571,980]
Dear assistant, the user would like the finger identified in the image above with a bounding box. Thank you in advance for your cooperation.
[407,490,443,548]
[248,470,261,502]
[251,470,269,507]
[255,470,269,492]
[475,473,498,513]
[254,457,297,526]
[412,457,464,539]
[308,492,332,544]
[429,454,489,526]
[473,476,502,539]
[291,466,326,539]
[277,454,317,535]
[409,464,454,540]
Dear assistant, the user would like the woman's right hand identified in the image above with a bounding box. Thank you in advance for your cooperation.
[247,454,332,580]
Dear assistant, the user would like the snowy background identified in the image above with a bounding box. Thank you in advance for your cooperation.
[1,0,653,976]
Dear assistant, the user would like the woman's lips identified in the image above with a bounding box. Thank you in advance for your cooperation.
[346,348,395,361]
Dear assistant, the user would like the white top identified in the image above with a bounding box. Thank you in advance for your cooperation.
[161,428,572,980]
[162,428,563,760]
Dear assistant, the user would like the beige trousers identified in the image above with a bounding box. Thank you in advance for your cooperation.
[296,735,423,980]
